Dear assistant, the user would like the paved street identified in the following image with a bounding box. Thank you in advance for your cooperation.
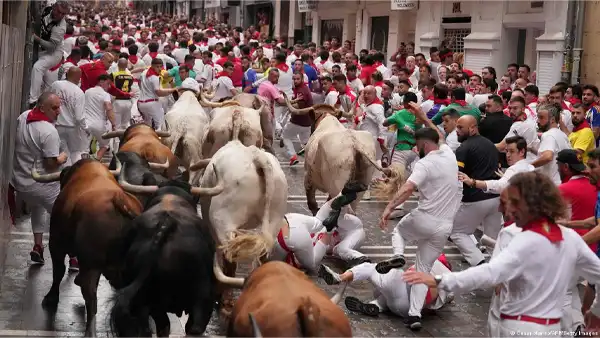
[0,143,493,336]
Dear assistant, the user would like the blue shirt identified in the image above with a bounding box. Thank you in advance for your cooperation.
[595,191,600,257]
[586,105,600,147]
[243,68,257,94]
[304,64,318,89]
[92,52,104,60]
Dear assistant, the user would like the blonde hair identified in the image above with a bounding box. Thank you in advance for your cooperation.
[370,164,407,201]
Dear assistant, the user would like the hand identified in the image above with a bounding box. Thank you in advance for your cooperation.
[457,172,471,182]
[379,210,391,230]
[402,271,437,287]
[585,311,600,334]
[32,34,40,42]
[494,285,501,296]
[406,101,427,121]
[380,143,388,153]
[111,124,117,131]
[495,168,505,177]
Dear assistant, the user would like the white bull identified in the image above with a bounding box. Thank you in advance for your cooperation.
[161,90,210,185]
[285,99,390,215]
[197,96,263,158]
[189,111,287,320]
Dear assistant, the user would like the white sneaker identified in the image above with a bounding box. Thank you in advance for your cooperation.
[362,190,371,200]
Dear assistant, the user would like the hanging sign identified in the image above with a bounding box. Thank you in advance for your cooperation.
[391,0,417,10]
[298,0,317,13]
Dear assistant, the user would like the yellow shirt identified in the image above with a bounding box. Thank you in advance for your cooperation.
[159,69,173,88]
[568,126,596,163]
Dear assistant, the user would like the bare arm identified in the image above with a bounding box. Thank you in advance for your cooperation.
[104,101,117,130]
[530,150,553,168]
[42,155,67,172]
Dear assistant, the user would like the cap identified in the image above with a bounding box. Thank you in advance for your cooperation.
[180,78,200,93]
[556,149,586,173]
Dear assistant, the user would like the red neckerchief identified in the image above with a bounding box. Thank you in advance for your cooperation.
[65,57,76,65]
[64,34,72,39]
[319,59,327,65]
[148,52,158,59]
[522,218,563,243]
[454,100,468,107]
[468,87,477,94]
[275,62,289,73]
[561,101,571,111]
[498,88,508,95]
[573,120,591,132]
[426,96,434,101]
[373,81,384,88]
[216,71,230,78]
[128,55,139,64]
[204,60,214,67]
[49,57,64,72]
[146,67,160,78]
[434,98,451,106]
[503,219,513,228]
[367,97,383,106]
[26,107,51,124]
[347,75,357,82]
[327,86,337,94]
[529,97,539,104]
[137,38,147,44]
[374,62,382,68]
[569,98,582,106]
[263,44,272,49]
[512,112,527,122]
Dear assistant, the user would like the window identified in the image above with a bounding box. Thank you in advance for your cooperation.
[443,28,471,54]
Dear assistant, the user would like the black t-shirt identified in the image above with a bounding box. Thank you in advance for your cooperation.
[479,112,513,168]
[456,135,500,202]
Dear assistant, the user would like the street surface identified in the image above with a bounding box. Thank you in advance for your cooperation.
[0,143,492,336]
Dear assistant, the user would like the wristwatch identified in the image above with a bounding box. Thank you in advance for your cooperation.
[434,275,442,285]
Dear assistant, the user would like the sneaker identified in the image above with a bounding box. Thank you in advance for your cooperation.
[341,181,369,195]
[347,256,371,267]
[362,190,371,200]
[289,155,299,166]
[344,296,379,317]
[279,139,284,148]
[404,315,422,331]
[297,147,306,156]
[375,255,406,274]
[69,257,79,272]
[30,244,45,264]
[318,264,341,285]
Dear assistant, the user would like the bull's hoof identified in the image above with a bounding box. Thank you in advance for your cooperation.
[218,308,232,329]
[185,323,204,337]
[42,294,59,309]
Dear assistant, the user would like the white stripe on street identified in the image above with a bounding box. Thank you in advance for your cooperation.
[365,253,489,259]
[0,329,207,337]
[287,200,387,204]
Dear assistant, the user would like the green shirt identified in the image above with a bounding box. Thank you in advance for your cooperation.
[431,102,482,125]
[168,66,197,87]
[386,109,417,151]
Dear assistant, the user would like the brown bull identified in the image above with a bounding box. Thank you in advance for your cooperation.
[226,261,351,337]
[103,123,178,178]
[32,157,143,337]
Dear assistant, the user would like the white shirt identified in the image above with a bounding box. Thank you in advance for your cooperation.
[11,111,61,190]
[172,48,189,65]
[275,66,293,97]
[58,61,77,81]
[376,64,392,80]
[471,94,489,108]
[348,78,364,94]
[484,159,535,194]
[446,130,460,152]
[537,127,571,185]
[503,119,539,162]
[212,76,235,102]
[408,144,461,219]
[196,61,214,87]
[465,93,475,105]
[562,109,574,133]
[62,36,77,58]
[51,80,86,130]
[139,70,160,101]
[356,103,386,141]
[440,226,600,319]
[420,99,434,116]
[83,86,111,126]
[142,53,177,69]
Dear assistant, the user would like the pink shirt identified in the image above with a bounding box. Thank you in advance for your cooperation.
[258,81,283,116]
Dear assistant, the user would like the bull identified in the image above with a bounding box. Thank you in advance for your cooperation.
[103,123,178,178]
[189,117,287,320]
[197,92,265,157]
[32,156,143,337]
[227,261,351,337]
[284,98,391,215]
[161,90,211,184]
[109,162,225,337]
[230,93,275,154]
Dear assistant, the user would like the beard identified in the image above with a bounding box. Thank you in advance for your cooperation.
[538,122,551,132]
[457,133,469,143]
[419,148,426,158]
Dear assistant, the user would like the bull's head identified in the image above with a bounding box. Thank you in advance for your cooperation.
[283,94,344,130]
[102,125,171,142]
[31,155,122,184]
[198,89,241,108]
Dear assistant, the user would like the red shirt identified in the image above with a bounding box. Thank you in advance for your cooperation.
[230,61,243,87]
[360,64,376,86]
[80,61,130,97]
[215,57,228,67]
[559,176,598,251]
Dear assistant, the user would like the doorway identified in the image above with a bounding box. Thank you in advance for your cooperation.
[370,16,389,56]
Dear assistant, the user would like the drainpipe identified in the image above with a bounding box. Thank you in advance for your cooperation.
[560,0,576,83]
[571,0,585,85]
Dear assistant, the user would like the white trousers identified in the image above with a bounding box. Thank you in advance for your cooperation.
[274,105,289,135]
[350,259,452,316]
[30,50,64,104]
[313,213,367,261]
[391,149,418,176]
[17,182,60,234]
[88,121,109,148]
[282,122,310,158]
[112,99,133,129]
[498,319,560,338]
[451,197,502,266]
[392,209,452,317]
[56,125,89,165]
[138,100,164,130]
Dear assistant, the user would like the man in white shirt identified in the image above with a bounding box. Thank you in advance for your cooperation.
[377,102,461,331]
[496,96,539,162]
[57,48,81,81]
[172,40,190,65]
[211,61,237,102]
[441,109,461,152]
[11,92,78,270]
[138,58,178,130]
[142,42,177,69]
[354,87,387,167]
[51,67,87,165]
[83,74,117,160]
[197,51,215,89]
[403,171,600,338]
[531,103,572,185]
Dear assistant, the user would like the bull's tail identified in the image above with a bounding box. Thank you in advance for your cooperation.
[350,132,387,173]
[109,213,177,337]
[296,297,321,337]
[220,149,275,264]
[231,109,243,142]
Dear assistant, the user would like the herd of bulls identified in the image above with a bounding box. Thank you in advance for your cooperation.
[29,88,390,337]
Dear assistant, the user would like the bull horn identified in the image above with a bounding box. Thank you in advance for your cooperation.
[199,90,238,108]
[249,313,262,338]
[155,131,171,138]
[190,163,224,196]
[30,161,61,183]
[213,254,244,288]
[102,130,126,139]
[283,93,313,115]
[118,162,159,194]
[202,88,216,99]
[189,158,211,171]
[108,151,122,176]
[330,281,349,305]
[148,159,170,170]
